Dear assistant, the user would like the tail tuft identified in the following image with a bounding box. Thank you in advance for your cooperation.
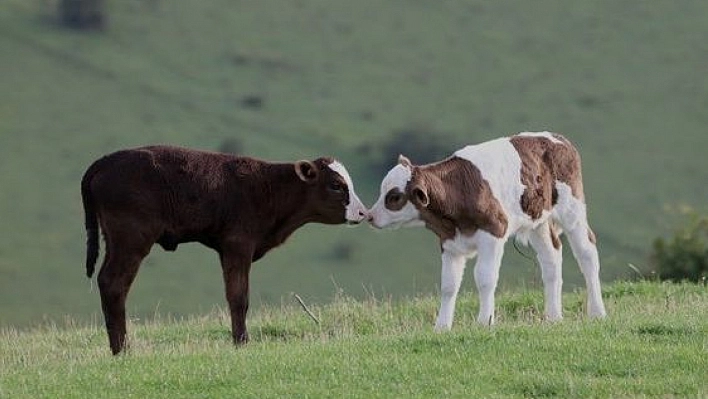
[85,226,99,278]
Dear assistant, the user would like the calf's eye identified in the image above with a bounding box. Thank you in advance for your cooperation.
[328,182,344,192]
[384,189,406,210]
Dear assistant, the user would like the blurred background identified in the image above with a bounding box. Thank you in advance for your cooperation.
[1,0,706,327]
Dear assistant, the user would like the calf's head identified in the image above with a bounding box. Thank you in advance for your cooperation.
[295,158,367,225]
[368,155,427,229]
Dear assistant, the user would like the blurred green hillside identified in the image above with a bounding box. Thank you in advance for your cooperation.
[1,0,706,327]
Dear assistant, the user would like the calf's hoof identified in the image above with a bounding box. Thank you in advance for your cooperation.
[233,331,249,345]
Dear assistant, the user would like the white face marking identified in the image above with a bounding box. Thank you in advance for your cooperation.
[368,164,423,229]
[327,161,367,223]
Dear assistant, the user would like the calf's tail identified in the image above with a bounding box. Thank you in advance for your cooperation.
[81,164,100,278]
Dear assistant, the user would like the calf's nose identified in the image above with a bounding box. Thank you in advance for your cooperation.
[346,208,369,225]
[352,209,369,224]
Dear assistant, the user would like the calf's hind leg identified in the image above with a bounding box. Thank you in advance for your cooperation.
[555,185,607,318]
[98,230,152,355]
[565,225,606,318]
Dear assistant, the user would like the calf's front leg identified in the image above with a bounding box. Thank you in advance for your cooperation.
[220,243,253,345]
[472,232,506,326]
[435,250,467,331]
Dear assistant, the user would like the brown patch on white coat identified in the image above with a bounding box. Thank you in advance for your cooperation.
[403,156,508,242]
[508,133,596,246]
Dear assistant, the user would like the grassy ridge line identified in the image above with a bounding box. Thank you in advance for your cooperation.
[1,281,706,398]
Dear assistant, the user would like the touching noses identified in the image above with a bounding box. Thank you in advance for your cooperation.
[358,209,374,223]
[353,208,370,224]
[363,210,374,223]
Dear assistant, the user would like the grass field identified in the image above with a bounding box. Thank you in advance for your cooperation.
[1,281,706,398]
[1,0,707,327]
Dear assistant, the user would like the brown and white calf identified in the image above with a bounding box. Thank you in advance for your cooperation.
[368,132,606,329]
[81,145,367,354]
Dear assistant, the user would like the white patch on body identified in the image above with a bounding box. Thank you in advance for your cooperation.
[454,138,529,235]
[328,161,367,223]
[368,164,423,229]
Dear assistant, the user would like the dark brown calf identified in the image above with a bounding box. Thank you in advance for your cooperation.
[81,145,366,354]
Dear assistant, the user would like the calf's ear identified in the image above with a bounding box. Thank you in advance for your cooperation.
[410,185,430,208]
[295,160,319,183]
[398,154,412,168]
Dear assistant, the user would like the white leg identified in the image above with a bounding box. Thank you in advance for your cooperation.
[473,232,505,326]
[434,250,467,331]
[554,183,607,319]
[566,225,606,318]
[528,223,563,321]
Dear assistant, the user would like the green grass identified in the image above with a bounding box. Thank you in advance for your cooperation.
[1,0,708,326]
[1,281,706,398]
